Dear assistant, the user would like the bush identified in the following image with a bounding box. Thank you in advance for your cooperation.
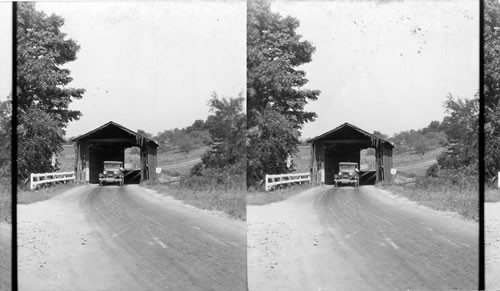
[426,163,439,177]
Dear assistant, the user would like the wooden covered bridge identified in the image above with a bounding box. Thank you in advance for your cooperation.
[72,121,158,184]
[308,123,394,185]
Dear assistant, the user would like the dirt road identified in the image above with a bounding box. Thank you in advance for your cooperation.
[248,186,477,290]
[0,223,11,291]
[18,184,246,291]
[486,202,500,290]
[396,159,437,172]
[159,158,201,171]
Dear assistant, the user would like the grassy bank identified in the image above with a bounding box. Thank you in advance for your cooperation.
[0,179,11,223]
[247,183,312,205]
[486,188,500,202]
[146,182,246,220]
[378,174,478,221]
[17,182,76,204]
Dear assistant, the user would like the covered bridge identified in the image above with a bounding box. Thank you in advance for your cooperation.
[72,121,158,184]
[308,122,393,185]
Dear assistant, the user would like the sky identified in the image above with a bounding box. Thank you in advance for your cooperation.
[36,1,246,138]
[0,3,12,101]
[272,0,479,139]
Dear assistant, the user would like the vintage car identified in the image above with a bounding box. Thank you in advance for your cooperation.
[99,161,124,186]
[334,162,359,187]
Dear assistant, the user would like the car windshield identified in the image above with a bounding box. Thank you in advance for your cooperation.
[339,163,357,171]
[104,162,122,169]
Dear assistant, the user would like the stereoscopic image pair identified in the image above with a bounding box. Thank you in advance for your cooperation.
[0,0,497,290]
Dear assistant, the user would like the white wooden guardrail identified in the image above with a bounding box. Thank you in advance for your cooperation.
[30,171,75,190]
[265,172,311,191]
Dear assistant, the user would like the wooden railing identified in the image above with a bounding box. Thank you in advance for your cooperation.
[30,171,75,190]
[265,172,311,191]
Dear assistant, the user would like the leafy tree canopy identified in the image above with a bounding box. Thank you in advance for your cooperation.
[17,3,84,183]
[18,106,64,182]
[438,95,478,170]
[200,93,246,173]
[247,0,319,129]
[485,0,500,183]
[247,0,319,187]
[17,2,84,128]
[0,98,11,180]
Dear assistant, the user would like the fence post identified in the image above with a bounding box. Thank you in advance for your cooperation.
[265,174,269,191]
[498,171,500,188]
[30,173,34,190]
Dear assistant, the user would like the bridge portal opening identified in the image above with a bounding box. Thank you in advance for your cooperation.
[309,123,393,186]
[73,121,158,184]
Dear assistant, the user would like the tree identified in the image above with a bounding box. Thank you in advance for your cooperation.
[422,120,442,134]
[18,106,64,182]
[201,94,246,172]
[373,130,388,140]
[186,119,206,133]
[137,129,153,139]
[17,3,84,127]
[485,0,500,183]
[438,95,478,170]
[0,98,11,181]
[247,0,319,186]
[247,109,299,186]
[17,3,84,182]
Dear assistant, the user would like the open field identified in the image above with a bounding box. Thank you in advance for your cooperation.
[293,145,311,173]
[57,145,75,172]
[392,147,445,167]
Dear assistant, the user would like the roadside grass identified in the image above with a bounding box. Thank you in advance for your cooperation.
[157,146,210,166]
[486,188,500,203]
[397,163,435,177]
[145,172,246,220]
[392,147,445,167]
[0,179,11,223]
[378,175,478,221]
[17,182,77,204]
[247,183,312,205]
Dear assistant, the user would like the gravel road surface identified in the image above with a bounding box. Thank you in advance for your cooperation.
[487,202,500,290]
[0,223,11,291]
[248,185,477,290]
[18,184,246,291]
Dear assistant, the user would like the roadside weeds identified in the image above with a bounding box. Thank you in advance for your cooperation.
[144,182,246,220]
[0,179,11,223]
[486,188,500,203]
[247,183,312,206]
[377,181,478,221]
[17,182,77,205]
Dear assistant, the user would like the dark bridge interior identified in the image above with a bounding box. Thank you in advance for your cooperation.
[73,121,158,184]
[309,123,393,185]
